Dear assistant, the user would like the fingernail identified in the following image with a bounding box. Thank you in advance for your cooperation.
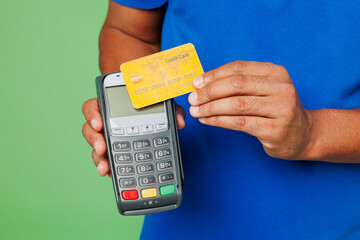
[94,141,100,152]
[190,106,199,114]
[188,92,198,104]
[193,76,203,88]
[198,118,206,123]
[91,120,97,129]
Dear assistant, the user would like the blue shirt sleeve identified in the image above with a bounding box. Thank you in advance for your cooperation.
[112,0,167,9]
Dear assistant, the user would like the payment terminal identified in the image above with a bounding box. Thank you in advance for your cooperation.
[96,72,184,215]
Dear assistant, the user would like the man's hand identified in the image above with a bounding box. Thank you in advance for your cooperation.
[82,98,186,176]
[188,61,313,160]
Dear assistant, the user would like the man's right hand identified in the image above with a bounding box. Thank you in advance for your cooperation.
[81,98,186,177]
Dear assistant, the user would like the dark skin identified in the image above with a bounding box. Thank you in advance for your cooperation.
[82,2,185,176]
[82,2,360,176]
[188,61,360,162]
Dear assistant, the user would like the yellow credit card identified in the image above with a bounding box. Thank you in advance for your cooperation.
[120,43,204,109]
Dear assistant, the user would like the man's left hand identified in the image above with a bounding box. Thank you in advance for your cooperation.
[188,60,313,160]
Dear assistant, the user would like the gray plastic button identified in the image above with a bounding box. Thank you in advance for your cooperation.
[135,152,152,162]
[117,165,135,176]
[139,175,156,186]
[153,137,170,147]
[113,141,131,152]
[115,153,132,164]
[155,149,171,159]
[137,164,154,174]
[126,126,140,135]
[157,160,173,171]
[159,172,174,183]
[111,128,125,136]
[141,124,154,133]
[119,178,136,188]
[156,123,168,131]
[133,140,151,150]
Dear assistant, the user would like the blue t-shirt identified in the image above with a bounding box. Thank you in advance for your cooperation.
[114,0,360,239]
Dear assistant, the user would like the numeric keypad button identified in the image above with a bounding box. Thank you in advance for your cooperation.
[119,178,136,188]
[117,165,135,176]
[137,164,154,174]
[153,137,170,147]
[135,152,153,162]
[133,140,151,150]
[139,175,156,186]
[159,172,174,183]
[157,160,173,171]
[113,141,131,152]
[114,153,132,164]
[155,149,171,159]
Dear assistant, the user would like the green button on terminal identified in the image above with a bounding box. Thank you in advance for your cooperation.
[160,184,176,196]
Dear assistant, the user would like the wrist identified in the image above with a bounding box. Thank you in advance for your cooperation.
[297,109,324,161]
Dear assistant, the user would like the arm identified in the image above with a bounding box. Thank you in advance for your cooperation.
[304,108,360,163]
[82,2,186,176]
[188,61,360,163]
[99,1,165,74]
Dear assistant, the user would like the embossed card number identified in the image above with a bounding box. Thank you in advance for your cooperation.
[120,43,204,109]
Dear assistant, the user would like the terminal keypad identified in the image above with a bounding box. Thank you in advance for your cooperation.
[112,127,176,201]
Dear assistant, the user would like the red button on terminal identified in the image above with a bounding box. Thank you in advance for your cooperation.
[122,190,138,200]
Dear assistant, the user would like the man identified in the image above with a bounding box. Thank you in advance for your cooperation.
[82,0,360,239]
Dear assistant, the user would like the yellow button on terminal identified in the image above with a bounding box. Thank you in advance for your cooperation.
[141,188,157,199]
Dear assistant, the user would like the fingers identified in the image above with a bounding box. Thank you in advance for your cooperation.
[82,122,107,155]
[189,96,277,118]
[198,115,270,137]
[175,102,186,129]
[189,75,273,106]
[82,98,103,132]
[92,150,110,176]
[192,61,275,89]
[82,98,109,177]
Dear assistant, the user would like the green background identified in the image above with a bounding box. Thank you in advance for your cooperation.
[0,0,143,239]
